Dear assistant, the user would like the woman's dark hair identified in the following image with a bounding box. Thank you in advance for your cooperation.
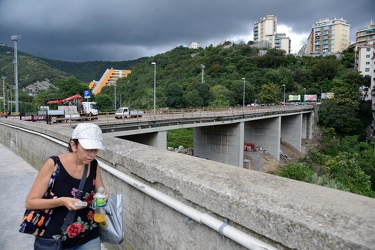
[68,139,79,152]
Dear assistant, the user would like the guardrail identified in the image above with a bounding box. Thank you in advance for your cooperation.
[1,105,314,125]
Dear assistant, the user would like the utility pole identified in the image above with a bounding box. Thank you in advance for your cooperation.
[1,76,6,112]
[11,35,21,112]
[200,64,205,83]
[151,62,156,114]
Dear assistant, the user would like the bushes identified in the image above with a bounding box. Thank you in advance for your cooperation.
[167,128,194,149]
[279,151,375,198]
[278,163,315,181]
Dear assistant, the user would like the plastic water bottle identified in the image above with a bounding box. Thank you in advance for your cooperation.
[93,187,106,223]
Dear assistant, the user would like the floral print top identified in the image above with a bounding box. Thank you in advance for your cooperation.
[41,157,100,248]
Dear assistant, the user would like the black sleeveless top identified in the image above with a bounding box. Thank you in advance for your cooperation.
[42,156,100,248]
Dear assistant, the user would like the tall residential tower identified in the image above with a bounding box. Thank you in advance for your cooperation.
[307,18,350,54]
[355,21,375,101]
[253,15,277,48]
[253,15,290,54]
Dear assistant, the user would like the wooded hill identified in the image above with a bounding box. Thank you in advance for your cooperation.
[0,43,369,114]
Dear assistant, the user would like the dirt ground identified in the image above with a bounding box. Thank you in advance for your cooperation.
[243,137,320,173]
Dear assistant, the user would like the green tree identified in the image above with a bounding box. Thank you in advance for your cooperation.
[165,82,184,108]
[325,152,374,197]
[318,100,361,134]
[183,89,204,108]
[257,83,281,104]
[95,94,113,112]
[54,77,89,98]
[278,163,315,181]
[311,57,339,81]
[209,94,230,107]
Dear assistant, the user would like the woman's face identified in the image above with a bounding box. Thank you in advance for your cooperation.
[71,140,98,164]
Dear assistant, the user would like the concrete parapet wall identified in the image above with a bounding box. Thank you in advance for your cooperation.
[1,119,375,250]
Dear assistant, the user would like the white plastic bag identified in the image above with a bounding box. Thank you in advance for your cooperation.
[100,194,125,244]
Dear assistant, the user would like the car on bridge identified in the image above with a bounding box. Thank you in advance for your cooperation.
[115,107,144,119]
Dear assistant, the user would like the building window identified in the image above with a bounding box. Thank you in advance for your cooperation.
[365,68,370,72]
[367,48,371,51]
[366,54,371,58]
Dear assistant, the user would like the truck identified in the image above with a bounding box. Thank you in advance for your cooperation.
[39,94,99,122]
[115,107,144,119]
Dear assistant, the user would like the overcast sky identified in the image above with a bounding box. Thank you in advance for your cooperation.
[1,0,374,62]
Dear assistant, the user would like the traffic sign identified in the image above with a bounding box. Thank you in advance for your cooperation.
[84,90,91,98]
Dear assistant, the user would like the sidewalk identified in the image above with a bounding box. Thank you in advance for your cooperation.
[0,143,37,249]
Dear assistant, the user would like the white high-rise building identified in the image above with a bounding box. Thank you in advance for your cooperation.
[253,15,290,54]
[188,42,201,49]
[275,33,291,54]
[355,21,375,101]
[253,15,277,48]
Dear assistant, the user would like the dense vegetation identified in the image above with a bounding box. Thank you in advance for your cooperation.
[42,57,148,83]
[1,42,374,198]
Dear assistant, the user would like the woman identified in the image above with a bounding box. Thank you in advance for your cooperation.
[25,123,108,249]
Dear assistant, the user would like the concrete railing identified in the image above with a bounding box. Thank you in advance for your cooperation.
[1,119,375,250]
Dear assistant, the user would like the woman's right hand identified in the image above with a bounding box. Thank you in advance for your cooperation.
[61,197,88,210]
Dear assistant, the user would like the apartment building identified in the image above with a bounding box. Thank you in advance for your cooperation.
[253,15,277,47]
[356,20,375,47]
[188,42,201,49]
[253,15,290,54]
[355,21,375,101]
[275,33,291,54]
[307,18,351,54]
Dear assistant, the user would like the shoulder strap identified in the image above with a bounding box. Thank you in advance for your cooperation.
[44,156,60,198]
[61,163,89,232]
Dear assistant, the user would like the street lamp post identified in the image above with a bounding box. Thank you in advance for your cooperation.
[316,85,322,101]
[282,84,286,104]
[151,62,156,114]
[10,81,12,113]
[303,88,306,104]
[320,86,322,102]
[2,76,6,112]
[200,64,205,83]
[114,83,117,109]
[242,78,245,109]
[11,35,21,113]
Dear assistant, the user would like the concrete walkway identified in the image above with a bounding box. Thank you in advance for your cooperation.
[0,143,37,249]
[0,144,107,250]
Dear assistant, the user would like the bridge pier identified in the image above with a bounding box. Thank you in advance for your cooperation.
[118,131,167,149]
[194,123,243,167]
[281,114,303,152]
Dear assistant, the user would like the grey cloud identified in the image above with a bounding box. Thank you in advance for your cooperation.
[0,0,373,62]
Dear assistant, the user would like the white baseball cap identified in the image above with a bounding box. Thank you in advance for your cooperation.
[72,123,104,150]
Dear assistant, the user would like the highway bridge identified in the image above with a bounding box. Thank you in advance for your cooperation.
[99,105,314,166]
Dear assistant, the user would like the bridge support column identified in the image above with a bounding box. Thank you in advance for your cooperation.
[281,114,302,152]
[245,117,281,161]
[303,112,313,140]
[194,123,243,167]
[119,131,167,149]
